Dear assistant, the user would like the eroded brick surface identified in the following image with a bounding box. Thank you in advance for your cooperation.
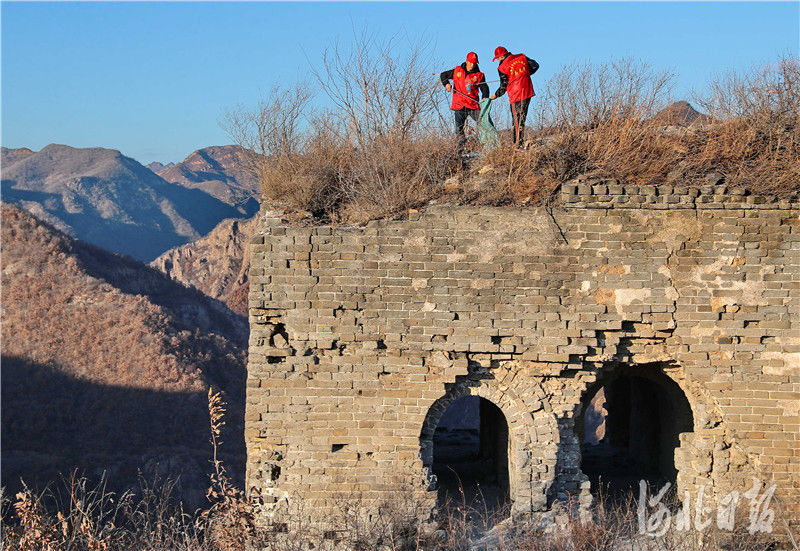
[246,183,800,529]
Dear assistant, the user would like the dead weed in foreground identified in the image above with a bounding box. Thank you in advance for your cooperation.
[2,390,789,550]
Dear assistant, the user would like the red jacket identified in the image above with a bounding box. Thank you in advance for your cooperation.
[498,53,536,103]
[450,65,485,110]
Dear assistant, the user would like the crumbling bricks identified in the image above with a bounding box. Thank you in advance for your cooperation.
[246,184,800,529]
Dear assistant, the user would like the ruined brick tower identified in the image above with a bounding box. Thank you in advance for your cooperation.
[245,183,799,531]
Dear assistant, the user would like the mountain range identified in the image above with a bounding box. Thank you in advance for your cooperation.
[1,144,259,262]
[146,161,176,173]
[152,145,259,216]
[1,203,247,507]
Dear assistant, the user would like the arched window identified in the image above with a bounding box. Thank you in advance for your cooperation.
[578,365,694,501]
[428,395,511,519]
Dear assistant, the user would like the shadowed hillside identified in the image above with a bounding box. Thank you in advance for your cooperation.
[1,144,248,262]
[1,203,247,507]
[151,215,257,317]
[154,145,260,216]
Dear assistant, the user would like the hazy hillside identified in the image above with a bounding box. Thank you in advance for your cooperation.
[151,215,257,317]
[1,144,247,262]
[146,160,176,172]
[1,146,35,167]
[1,204,247,506]
[155,145,260,216]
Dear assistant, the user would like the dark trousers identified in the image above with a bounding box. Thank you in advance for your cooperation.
[454,108,479,151]
[510,97,531,147]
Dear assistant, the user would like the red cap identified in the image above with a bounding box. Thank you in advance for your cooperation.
[466,51,478,64]
[493,46,509,61]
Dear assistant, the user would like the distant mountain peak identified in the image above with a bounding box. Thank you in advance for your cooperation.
[1,146,35,168]
[1,144,251,261]
[157,145,260,214]
[146,161,176,173]
[652,100,711,127]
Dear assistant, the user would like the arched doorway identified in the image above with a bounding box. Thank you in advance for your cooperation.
[428,396,511,517]
[578,364,694,501]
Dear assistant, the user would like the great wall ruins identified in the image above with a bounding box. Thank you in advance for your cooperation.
[244,182,799,533]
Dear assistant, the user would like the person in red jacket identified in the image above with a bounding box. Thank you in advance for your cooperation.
[440,52,490,152]
[490,46,539,147]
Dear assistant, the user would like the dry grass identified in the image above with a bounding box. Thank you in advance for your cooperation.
[692,54,800,194]
[448,54,799,207]
[2,393,788,550]
[224,31,459,224]
[492,491,782,551]
[2,474,205,550]
[4,475,785,551]
[227,54,798,224]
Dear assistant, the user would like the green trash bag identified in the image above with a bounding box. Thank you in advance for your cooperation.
[477,98,500,151]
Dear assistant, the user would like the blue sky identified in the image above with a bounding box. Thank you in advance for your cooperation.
[2,1,798,164]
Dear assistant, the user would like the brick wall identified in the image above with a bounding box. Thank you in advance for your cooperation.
[246,182,799,530]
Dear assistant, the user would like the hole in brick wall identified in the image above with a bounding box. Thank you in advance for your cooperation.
[376,339,387,349]
[269,464,281,481]
[431,396,510,523]
[577,364,693,502]
[271,323,289,342]
[331,443,347,452]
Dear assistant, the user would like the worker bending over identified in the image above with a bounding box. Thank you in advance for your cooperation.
[440,52,490,153]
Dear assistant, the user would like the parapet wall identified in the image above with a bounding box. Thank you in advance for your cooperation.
[245,183,799,531]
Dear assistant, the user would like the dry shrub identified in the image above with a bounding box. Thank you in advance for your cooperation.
[227,53,799,219]
[538,57,674,130]
[495,489,782,551]
[471,143,564,206]
[224,85,340,215]
[434,485,514,551]
[326,489,434,550]
[523,57,679,185]
[200,389,260,551]
[311,32,458,221]
[693,54,800,194]
[2,474,205,551]
[532,57,680,186]
[474,54,799,205]
[224,31,459,223]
